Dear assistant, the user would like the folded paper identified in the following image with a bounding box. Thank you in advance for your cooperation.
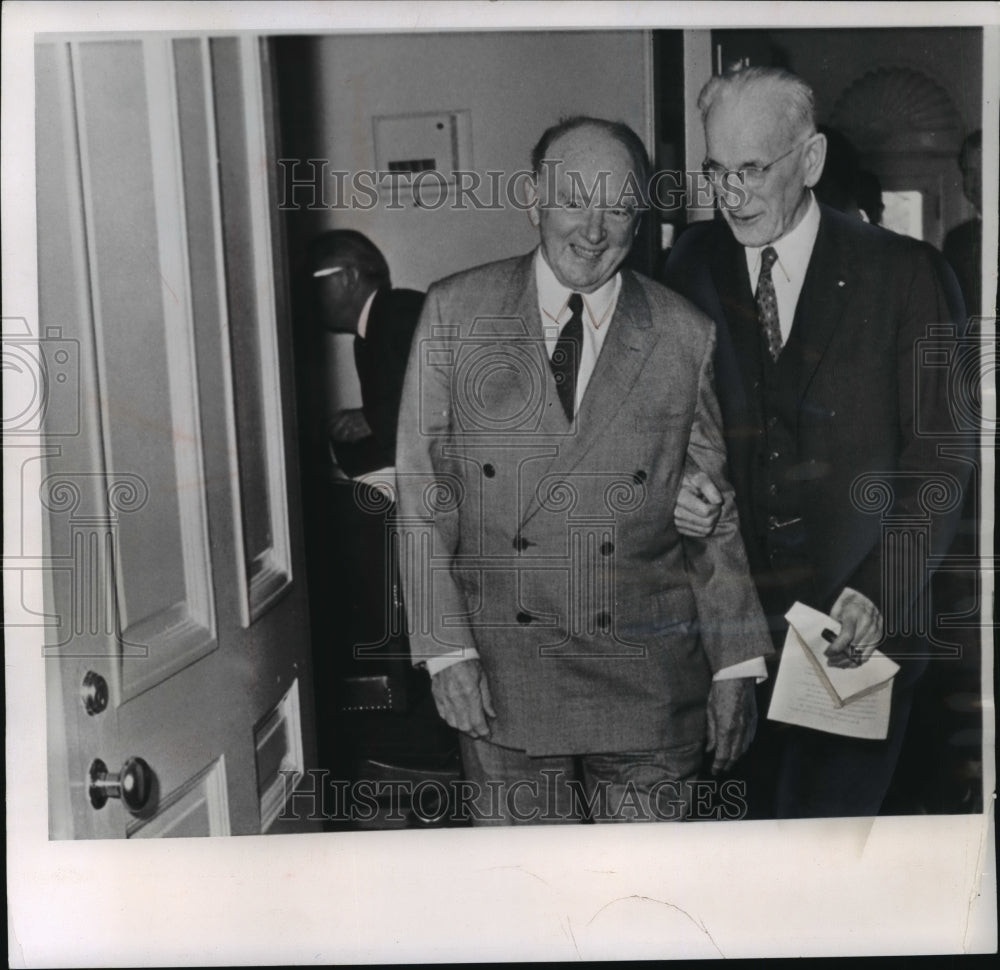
[767,602,899,740]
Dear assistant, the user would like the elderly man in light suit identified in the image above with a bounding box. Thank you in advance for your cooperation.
[396,117,773,825]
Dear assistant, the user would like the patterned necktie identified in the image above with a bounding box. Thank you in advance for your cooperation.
[756,246,783,361]
[551,292,584,420]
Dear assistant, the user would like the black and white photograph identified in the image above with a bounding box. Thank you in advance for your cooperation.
[4,1,997,963]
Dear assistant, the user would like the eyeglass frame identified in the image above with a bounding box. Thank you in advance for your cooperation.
[312,265,349,280]
[701,136,814,189]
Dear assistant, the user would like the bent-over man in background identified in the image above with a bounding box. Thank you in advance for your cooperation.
[310,229,424,478]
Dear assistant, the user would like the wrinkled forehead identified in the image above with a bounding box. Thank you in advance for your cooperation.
[705,88,790,159]
[535,127,640,199]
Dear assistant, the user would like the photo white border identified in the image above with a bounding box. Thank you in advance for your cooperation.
[5,2,997,964]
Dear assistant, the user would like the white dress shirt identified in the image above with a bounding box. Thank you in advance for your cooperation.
[356,287,378,339]
[535,247,620,409]
[744,191,821,343]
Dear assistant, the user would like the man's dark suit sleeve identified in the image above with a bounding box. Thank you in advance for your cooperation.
[843,244,971,619]
[361,289,425,457]
[332,288,424,477]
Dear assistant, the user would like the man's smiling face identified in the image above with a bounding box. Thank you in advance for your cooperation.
[529,125,640,293]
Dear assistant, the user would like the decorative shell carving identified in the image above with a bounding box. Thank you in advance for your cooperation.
[830,67,963,152]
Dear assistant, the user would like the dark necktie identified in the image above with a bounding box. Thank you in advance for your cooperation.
[756,246,783,361]
[551,292,583,420]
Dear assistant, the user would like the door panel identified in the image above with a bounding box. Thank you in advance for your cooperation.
[39,34,317,839]
[209,37,294,625]
[127,757,231,839]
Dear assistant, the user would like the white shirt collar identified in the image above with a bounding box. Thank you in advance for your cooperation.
[744,191,821,286]
[356,288,378,339]
[534,247,620,330]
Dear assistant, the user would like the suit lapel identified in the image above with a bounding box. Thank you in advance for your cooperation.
[709,227,762,415]
[494,252,569,439]
[791,208,851,402]
[519,270,658,527]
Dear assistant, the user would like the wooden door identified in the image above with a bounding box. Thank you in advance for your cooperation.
[37,34,318,839]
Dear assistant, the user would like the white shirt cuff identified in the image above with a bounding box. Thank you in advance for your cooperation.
[713,656,769,683]
[422,649,481,677]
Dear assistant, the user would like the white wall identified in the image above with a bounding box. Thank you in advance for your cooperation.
[300,30,653,291]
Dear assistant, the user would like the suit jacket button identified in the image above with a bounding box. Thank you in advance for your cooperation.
[600,541,615,556]
[516,611,533,625]
[768,483,778,496]
[633,470,648,485]
[483,463,496,478]
[513,535,529,551]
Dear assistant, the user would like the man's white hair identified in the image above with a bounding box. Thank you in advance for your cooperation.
[698,67,817,142]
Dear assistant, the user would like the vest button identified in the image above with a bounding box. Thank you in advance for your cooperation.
[516,611,533,625]
[769,450,780,461]
[768,483,778,496]
[483,463,496,478]
[600,541,615,556]
[767,416,778,429]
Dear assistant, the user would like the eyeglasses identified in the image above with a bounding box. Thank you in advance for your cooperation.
[312,265,348,279]
[702,138,811,189]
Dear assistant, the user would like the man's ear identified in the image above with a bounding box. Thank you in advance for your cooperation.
[343,264,362,292]
[802,132,827,189]
[525,178,541,228]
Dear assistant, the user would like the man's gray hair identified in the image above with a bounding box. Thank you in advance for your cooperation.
[698,67,817,141]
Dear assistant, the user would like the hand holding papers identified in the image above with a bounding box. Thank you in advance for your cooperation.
[767,602,900,740]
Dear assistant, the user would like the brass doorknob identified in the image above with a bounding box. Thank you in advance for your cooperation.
[88,756,154,812]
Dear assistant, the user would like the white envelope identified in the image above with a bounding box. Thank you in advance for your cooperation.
[767,602,898,740]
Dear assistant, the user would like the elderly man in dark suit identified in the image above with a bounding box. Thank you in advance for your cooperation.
[663,67,968,819]
[310,229,424,478]
[396,117,773,825]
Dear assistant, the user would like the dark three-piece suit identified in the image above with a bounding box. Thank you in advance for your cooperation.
[664,203,971,817]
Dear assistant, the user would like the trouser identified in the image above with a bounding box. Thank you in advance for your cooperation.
[739,525,933,817]
[457,734,705,826]
[740,653,926,819]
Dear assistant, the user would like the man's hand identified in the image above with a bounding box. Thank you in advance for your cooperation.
[705,677,757,775]
[430,659,496,738]
[825,587,884,668]
[329,408,372,443]
[674,470,724,538]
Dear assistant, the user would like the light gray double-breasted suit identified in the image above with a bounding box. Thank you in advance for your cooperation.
[396,251,772,758]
